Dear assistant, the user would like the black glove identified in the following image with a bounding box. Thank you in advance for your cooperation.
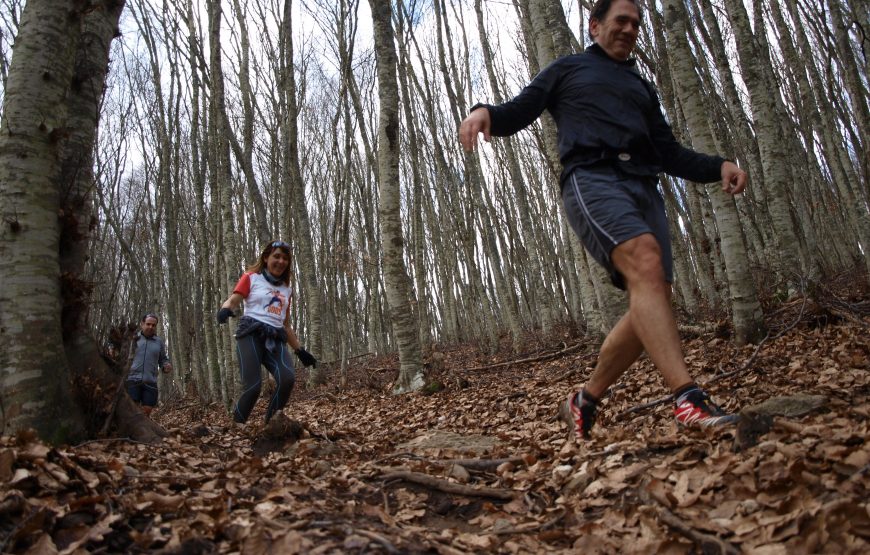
[216,307,234,324]
[295,348,317,368]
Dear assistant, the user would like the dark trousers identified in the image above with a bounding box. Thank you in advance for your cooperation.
[232,335,295,423]
[126,381,158,407]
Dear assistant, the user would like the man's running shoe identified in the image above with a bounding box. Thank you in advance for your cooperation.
[674,388,740,427]
[560,391,598,440]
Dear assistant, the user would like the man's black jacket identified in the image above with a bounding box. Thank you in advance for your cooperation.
[473,43,724,187]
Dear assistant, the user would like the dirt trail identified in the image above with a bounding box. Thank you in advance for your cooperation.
[1,295,869,553]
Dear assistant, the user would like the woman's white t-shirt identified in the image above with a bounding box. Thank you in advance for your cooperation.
[233,272,292,328]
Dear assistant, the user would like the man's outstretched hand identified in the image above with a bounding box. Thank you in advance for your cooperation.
[721,160,747,195]
[459,107,492,152]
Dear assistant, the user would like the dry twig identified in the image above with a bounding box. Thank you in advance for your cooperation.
[378,469,517,500]
[491,508,566,535]
[638,485,739,555]
[460,342,588,372]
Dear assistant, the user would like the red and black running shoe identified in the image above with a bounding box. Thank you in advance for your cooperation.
[560,391,598,440]
[674,388,740,428]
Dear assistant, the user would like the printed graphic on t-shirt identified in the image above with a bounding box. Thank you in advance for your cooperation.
[265,290,286,315]
[233,272,293,327]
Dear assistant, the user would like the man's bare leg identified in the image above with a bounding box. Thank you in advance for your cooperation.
[566,233,709,438]
[583,311,644,399]
[610,233,693,391]
[567,232,738,435]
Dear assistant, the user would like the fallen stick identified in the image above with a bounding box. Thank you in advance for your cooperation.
[460,342,588,372]
[352,528,399,554]
[299,422,345,442]
[432,457,525,471]
[616,393,674,419]
[638,486,739,555]
[378,470,517,500]
[430,541,468,555]
[491,508,566,535]
[372,453,525,471]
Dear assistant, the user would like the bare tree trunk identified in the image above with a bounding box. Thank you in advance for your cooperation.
[0,0,87,441]
[220,0,270,245]
[646,10,721,309]
[662,0,765,345]
[768,0,868,277]
[1,0,165,442]
[395,0,432,346]
[473,0,547,344]
[661,183,700,316]
[279,0,324,383]
[367,0,423,394]
[828,0,870,185]
[207,0,237,406]
[132,3,191,385]
[723,0,807,287]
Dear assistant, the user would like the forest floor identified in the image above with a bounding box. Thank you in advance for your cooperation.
[2,275,870,554]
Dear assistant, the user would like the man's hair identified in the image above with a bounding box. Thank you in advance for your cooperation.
[142,313,159,323]
[588,0,642,40]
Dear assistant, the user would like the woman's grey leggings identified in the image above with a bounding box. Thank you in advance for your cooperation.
[232,335,295,423]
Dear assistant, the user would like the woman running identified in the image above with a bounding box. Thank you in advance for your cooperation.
[217,241,317,423]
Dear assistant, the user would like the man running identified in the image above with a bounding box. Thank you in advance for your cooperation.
[126,313,172,416]
[459,0,747,439]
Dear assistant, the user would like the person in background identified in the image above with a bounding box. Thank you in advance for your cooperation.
[126,313,172,417]
[459,0,747,440]
[217,240,317,424]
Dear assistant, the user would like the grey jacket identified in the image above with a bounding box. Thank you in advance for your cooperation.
[127,333,170,384]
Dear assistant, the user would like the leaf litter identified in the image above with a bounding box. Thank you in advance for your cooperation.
[1,287,869,553]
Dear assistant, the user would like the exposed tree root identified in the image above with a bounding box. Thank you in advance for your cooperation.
[373,453,525,471]
[67,334,167,443]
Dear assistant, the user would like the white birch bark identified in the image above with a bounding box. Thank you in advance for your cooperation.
[722,0,807,287]
[206,0,237,405]
[474,0,550,341]
[277,0,324,382]
[395,2,432,345]
[367,0,423,393]
[828,0,870,183]
[663,0,765,344]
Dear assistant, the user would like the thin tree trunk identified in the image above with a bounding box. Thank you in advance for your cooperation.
[723,0,807,287]
[663,0,765,345]
[207,0,237,406]
[367,0,423,393]
[279,0,324,382]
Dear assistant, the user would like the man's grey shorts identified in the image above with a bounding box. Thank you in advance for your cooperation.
[562,163,672,290]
